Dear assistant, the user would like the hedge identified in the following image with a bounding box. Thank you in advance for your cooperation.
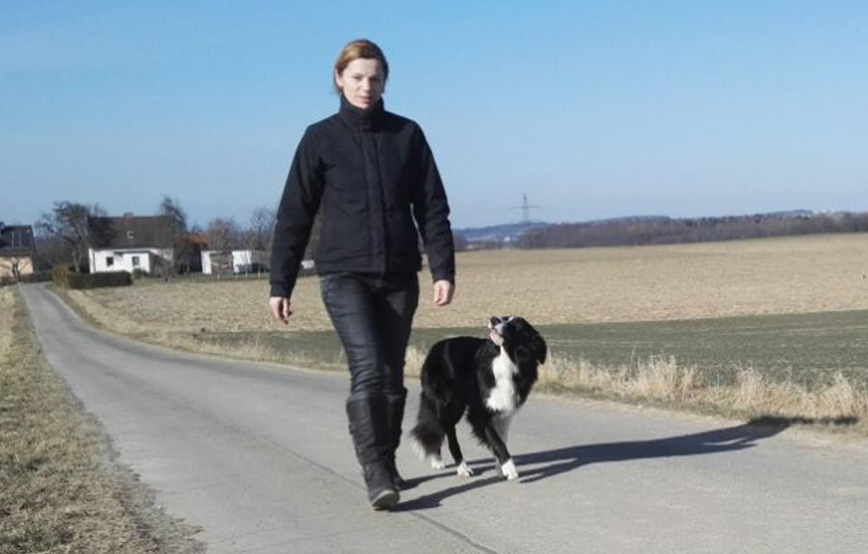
[51,266,132,290]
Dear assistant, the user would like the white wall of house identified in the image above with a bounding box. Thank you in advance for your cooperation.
[0,256,33,278]
[201,250,271,274]
[89,248,173,275]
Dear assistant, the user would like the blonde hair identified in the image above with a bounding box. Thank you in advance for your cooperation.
[333,39,389,94]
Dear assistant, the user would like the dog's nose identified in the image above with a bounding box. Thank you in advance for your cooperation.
[489,316,501,327]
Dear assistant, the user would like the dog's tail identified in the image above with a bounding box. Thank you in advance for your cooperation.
[409,392,445,458]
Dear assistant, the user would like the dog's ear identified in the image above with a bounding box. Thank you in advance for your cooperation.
[530,334,547,365]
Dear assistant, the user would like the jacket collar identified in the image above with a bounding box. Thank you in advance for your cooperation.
[338,95,385,131]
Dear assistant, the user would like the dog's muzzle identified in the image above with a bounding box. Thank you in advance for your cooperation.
[488,316,509,344]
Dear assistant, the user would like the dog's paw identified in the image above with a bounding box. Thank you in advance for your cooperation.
[456,461,474,478]
[500,459,519,481]
[429,455,446,470]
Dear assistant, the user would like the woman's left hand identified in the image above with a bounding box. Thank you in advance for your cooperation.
[433,280,454,306]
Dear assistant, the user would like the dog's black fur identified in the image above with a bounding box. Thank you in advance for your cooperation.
[410,316,547,480]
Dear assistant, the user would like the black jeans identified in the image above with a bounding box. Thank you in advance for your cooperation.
[320,272,419,396]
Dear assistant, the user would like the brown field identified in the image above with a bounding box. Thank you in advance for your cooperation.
[73,233,868,334]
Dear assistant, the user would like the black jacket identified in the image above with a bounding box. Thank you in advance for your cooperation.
[270,97,455,298]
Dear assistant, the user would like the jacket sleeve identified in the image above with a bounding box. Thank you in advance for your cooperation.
[411,125,456,284]
[269,127,325,298]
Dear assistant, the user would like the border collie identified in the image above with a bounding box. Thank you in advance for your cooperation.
[410,316,547,480]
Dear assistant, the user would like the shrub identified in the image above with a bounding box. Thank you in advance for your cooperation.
[18,270,52,284]
[52,266,132,289]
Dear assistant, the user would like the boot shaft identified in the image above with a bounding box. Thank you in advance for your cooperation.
[346,393,391,465]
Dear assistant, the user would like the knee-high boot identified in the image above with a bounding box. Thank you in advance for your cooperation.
[385,389,407,489]
[346,393,399,509]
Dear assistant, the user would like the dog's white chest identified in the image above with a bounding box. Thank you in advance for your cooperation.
[485,349,519,413]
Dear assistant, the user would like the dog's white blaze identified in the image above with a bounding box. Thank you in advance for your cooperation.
[485,347,519,413]
[501,459,519,480]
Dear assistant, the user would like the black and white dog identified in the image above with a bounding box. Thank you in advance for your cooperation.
[410,316,547,480]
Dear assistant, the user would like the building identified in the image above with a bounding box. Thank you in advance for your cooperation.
[0,223,35,279]
[201,249,270,275]
[87,214,174,276]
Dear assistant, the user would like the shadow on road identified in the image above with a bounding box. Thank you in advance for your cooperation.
[396,416,841,511]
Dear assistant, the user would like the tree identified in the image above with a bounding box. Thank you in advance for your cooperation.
[240,207,278,275]
[158,195,192,273]
[205,217,240,275]
[158,195,188,234]
[35,201,107,272]
[205,217,240,251]
[248,206,277,252]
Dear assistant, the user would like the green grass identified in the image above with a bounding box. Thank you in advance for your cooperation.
[196,309,868,389]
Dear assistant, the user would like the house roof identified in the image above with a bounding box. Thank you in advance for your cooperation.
[0,224,34,256]
[88,215,175,249]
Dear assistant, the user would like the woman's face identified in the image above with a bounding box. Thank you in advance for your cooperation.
[335,58,385,110]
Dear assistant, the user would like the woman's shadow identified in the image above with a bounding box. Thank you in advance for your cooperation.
[395,416,855,511]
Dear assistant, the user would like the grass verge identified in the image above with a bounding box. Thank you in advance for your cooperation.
[536,354,868,434]
[0,287,203,554]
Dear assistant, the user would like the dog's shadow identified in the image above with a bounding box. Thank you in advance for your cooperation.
[395,416,849,511]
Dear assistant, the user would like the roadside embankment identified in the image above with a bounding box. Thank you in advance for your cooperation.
[0,287,203,554]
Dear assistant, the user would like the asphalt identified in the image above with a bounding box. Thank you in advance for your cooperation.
[19,283,868,554]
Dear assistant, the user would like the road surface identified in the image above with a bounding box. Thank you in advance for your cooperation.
[20,284,868,553]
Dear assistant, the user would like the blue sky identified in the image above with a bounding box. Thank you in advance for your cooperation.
[2,0,867,229]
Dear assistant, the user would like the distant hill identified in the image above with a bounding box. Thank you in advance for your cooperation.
[455,221,553,244]
[455,210,868,250]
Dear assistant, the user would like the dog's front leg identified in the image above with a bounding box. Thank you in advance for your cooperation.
[484,425,519,480]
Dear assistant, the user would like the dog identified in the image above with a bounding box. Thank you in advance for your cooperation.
[409,316,547,480]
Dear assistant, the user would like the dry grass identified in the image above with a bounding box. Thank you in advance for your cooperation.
[539,353,868,432]
[0,287,202,553]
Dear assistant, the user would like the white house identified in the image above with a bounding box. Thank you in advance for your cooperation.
[201,249,270,275]
[88,215,174,276]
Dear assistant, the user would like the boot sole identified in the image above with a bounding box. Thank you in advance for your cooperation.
[371,489,400,510]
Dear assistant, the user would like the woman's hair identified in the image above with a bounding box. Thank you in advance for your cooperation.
[333,39,389,93]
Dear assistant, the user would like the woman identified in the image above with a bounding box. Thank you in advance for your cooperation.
[269,39,455,510]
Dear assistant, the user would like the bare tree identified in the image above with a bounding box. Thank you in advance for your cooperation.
[32,235,75,271]
[205,217,240,251]
[205,217,241,276]
[237,207,277,276]
[158,195,192,273]
[248,206,277,252]
[35,201,107,272]
[158,195,188,233]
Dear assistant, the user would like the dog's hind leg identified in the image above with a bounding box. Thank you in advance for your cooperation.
[445,426,473,477]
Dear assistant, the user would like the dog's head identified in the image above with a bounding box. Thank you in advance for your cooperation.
[488,316,547,365]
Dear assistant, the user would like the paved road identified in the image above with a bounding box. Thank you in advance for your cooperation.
[20,284,868,554]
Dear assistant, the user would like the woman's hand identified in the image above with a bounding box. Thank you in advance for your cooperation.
[269,296,293,324]
[432,280,454,307]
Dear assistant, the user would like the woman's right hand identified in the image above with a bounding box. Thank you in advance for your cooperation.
[269,296,293,324]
